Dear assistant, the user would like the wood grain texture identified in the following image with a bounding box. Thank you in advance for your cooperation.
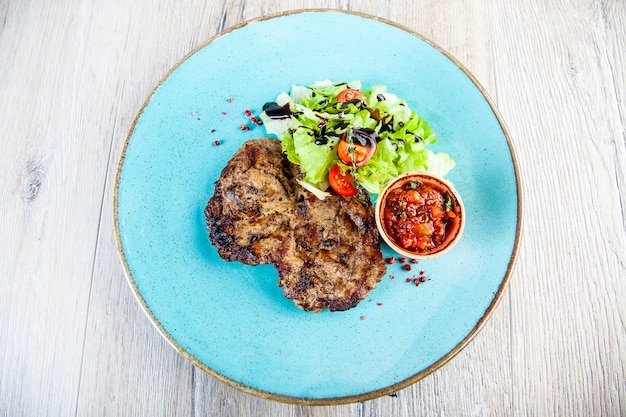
[0,1,115,416]
[488,0,626,416]
[0,0,624,416]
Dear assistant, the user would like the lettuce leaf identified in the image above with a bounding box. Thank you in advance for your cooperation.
[281,125,340,186]
[424,150,456,177]
[353,137,400,193]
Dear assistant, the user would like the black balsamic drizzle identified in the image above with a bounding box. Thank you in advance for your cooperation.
[262,102,291,119]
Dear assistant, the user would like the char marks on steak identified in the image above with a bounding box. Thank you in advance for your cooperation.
[204,138,386,312]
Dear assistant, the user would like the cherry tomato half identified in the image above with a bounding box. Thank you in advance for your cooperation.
[337,128,378,167]
[328,164,359,196]
[337,88,366,103]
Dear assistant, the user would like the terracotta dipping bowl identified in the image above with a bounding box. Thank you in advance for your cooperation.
[375,172,465,259]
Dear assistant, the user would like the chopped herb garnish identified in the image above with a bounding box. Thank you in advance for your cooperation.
[444,191,454,212]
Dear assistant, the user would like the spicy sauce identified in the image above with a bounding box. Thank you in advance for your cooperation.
[382,179,457,254]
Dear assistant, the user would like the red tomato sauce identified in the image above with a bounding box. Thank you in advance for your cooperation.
[382,180,457,253]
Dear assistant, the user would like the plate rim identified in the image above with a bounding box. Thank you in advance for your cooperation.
[113,8,523,405]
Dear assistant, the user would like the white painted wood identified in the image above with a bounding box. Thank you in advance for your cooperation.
[488,1,626,417]
[0,1,118,416]
[0,0,624,416]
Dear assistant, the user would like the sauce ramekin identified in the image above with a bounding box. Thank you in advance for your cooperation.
[375,172,465,259]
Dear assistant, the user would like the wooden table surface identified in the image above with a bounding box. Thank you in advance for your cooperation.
[1,1,624,416]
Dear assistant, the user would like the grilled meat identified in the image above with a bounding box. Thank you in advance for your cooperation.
[204,138,386,312]
[204,138,297,265]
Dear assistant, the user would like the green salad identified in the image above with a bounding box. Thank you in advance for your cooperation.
[259,80,455,196]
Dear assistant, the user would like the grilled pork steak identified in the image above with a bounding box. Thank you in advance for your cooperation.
[204,138,386,312]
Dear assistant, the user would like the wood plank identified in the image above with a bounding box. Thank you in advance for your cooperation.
[488,1,626,416]
[0,0,117,416]
[74,0,228,415]
[601,0,626,219]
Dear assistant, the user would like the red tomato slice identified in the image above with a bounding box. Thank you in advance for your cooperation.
[337,88,366,103]
[337,139,376,167]
[337,129,377,167]
[328,164,359,196]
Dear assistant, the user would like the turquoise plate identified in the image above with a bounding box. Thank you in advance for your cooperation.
[114,10,521,405]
